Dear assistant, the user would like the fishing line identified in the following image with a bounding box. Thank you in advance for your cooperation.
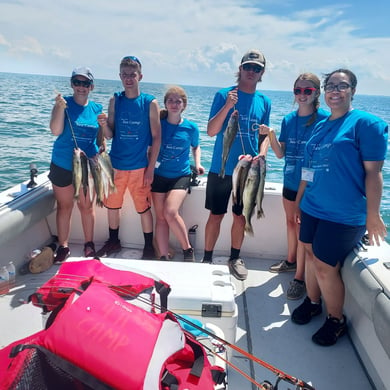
[235,105,247,155]
[28,273,315,389]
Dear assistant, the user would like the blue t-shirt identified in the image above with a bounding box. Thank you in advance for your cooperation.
[301,109,388,225]
[51,96,102,171]
[279,108,328,192]
[155,118,199,178]
[109,92,155,170]
[209,86,271,176]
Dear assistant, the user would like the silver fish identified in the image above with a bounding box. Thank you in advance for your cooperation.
[72,148,82,199]
[232,154,252,206]
[89,156,104,207]
[219,110,239,178]
[256,156,266,219]
[98,151,116,194]
[242,158,260,236]
[80,152,89,198]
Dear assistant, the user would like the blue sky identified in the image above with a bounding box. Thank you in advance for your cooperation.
[1,0,389,95]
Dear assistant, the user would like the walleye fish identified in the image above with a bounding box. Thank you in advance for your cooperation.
[80,153,89,198]
[256,156,266,219]
[72,148,82,199]
[98,151,116,194]
[232,154,252,206]
[89,157,104,207]
[219,110,239,178]
[242,158,261,236]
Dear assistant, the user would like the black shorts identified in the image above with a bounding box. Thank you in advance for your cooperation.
[151,174,191,193]
[205,172,243,216]
[282,187,298,202]
[48,162,73,187]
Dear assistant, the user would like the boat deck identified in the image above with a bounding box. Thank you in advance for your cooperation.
[0,244,373,390]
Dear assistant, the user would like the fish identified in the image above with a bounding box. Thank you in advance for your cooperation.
[98,151,116,194]
[89,156,104,207]
[232,154,252,207]
[72,148,82,199]
[242,158,261,236]
[256,156,266,219]
[219,110,239,178]
[80,152,89,198]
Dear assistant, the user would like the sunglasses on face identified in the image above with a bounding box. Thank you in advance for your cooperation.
[242,63,263,73]
[72,79,92,88]
[122,55,142,65]
[293,87,316,96]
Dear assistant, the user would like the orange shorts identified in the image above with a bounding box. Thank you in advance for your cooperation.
[104,168,151,213]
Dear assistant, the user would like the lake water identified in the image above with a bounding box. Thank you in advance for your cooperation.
[1,71,389,235]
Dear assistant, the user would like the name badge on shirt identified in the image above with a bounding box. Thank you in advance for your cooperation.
[155,161,161,168]
[301,167,314,182]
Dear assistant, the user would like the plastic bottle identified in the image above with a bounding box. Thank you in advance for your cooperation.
[188,224,198,249]
[7,261,16,289]
[0,266,10,296]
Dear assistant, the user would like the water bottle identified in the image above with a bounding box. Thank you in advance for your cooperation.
[188,224,198,249]
[0,266,10,296]
[7,261,16,289]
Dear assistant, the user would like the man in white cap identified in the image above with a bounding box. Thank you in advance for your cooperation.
[202,49,271,280]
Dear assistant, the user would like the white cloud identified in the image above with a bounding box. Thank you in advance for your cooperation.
[0,0,389,95]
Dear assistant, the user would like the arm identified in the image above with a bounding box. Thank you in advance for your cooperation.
[102,96,115,140]
[144,99,161,186]
[49,94,67,136]
[259,125,285,158]
[207,88,237,137]
[192,145,205,175]
[364,160,387,245]
[294,179,308,224]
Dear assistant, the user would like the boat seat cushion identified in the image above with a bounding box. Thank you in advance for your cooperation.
[373,292,390,359]
[342,252,383,321]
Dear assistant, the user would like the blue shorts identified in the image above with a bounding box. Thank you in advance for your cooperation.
[299,210,365,267]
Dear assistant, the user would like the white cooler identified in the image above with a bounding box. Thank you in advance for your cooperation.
[102,258,238,345]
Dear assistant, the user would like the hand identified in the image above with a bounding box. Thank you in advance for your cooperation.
[226,88,238,109]
[54,94,67,110]
[196,165,205,175]
[366,214,387,246]
[98,112,108,127]
[259,125,272,135]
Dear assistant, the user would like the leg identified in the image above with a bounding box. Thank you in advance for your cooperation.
[77,189,95,243]
[313,256,344,318]
[163,189,191,250]
[283,197,298,264]
[52,184,74,247]
[204,212,225,251]
[231,213,245,250]
[152,192,170,257]
[303,242,321,302]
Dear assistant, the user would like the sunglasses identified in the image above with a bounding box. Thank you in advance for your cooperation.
[72,79,92,88]
[122,55,142,65]
[242,63,263,73]
[293,87,316,96]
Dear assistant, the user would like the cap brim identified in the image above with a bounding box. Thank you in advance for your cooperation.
[241,60,265,67]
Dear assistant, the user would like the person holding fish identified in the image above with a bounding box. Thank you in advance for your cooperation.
[259,73,328,300]
[202,49,271,281]
[291,69,388,346]
[152,86,204,261]
[96,56,161,259]
[48,67,102,262]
